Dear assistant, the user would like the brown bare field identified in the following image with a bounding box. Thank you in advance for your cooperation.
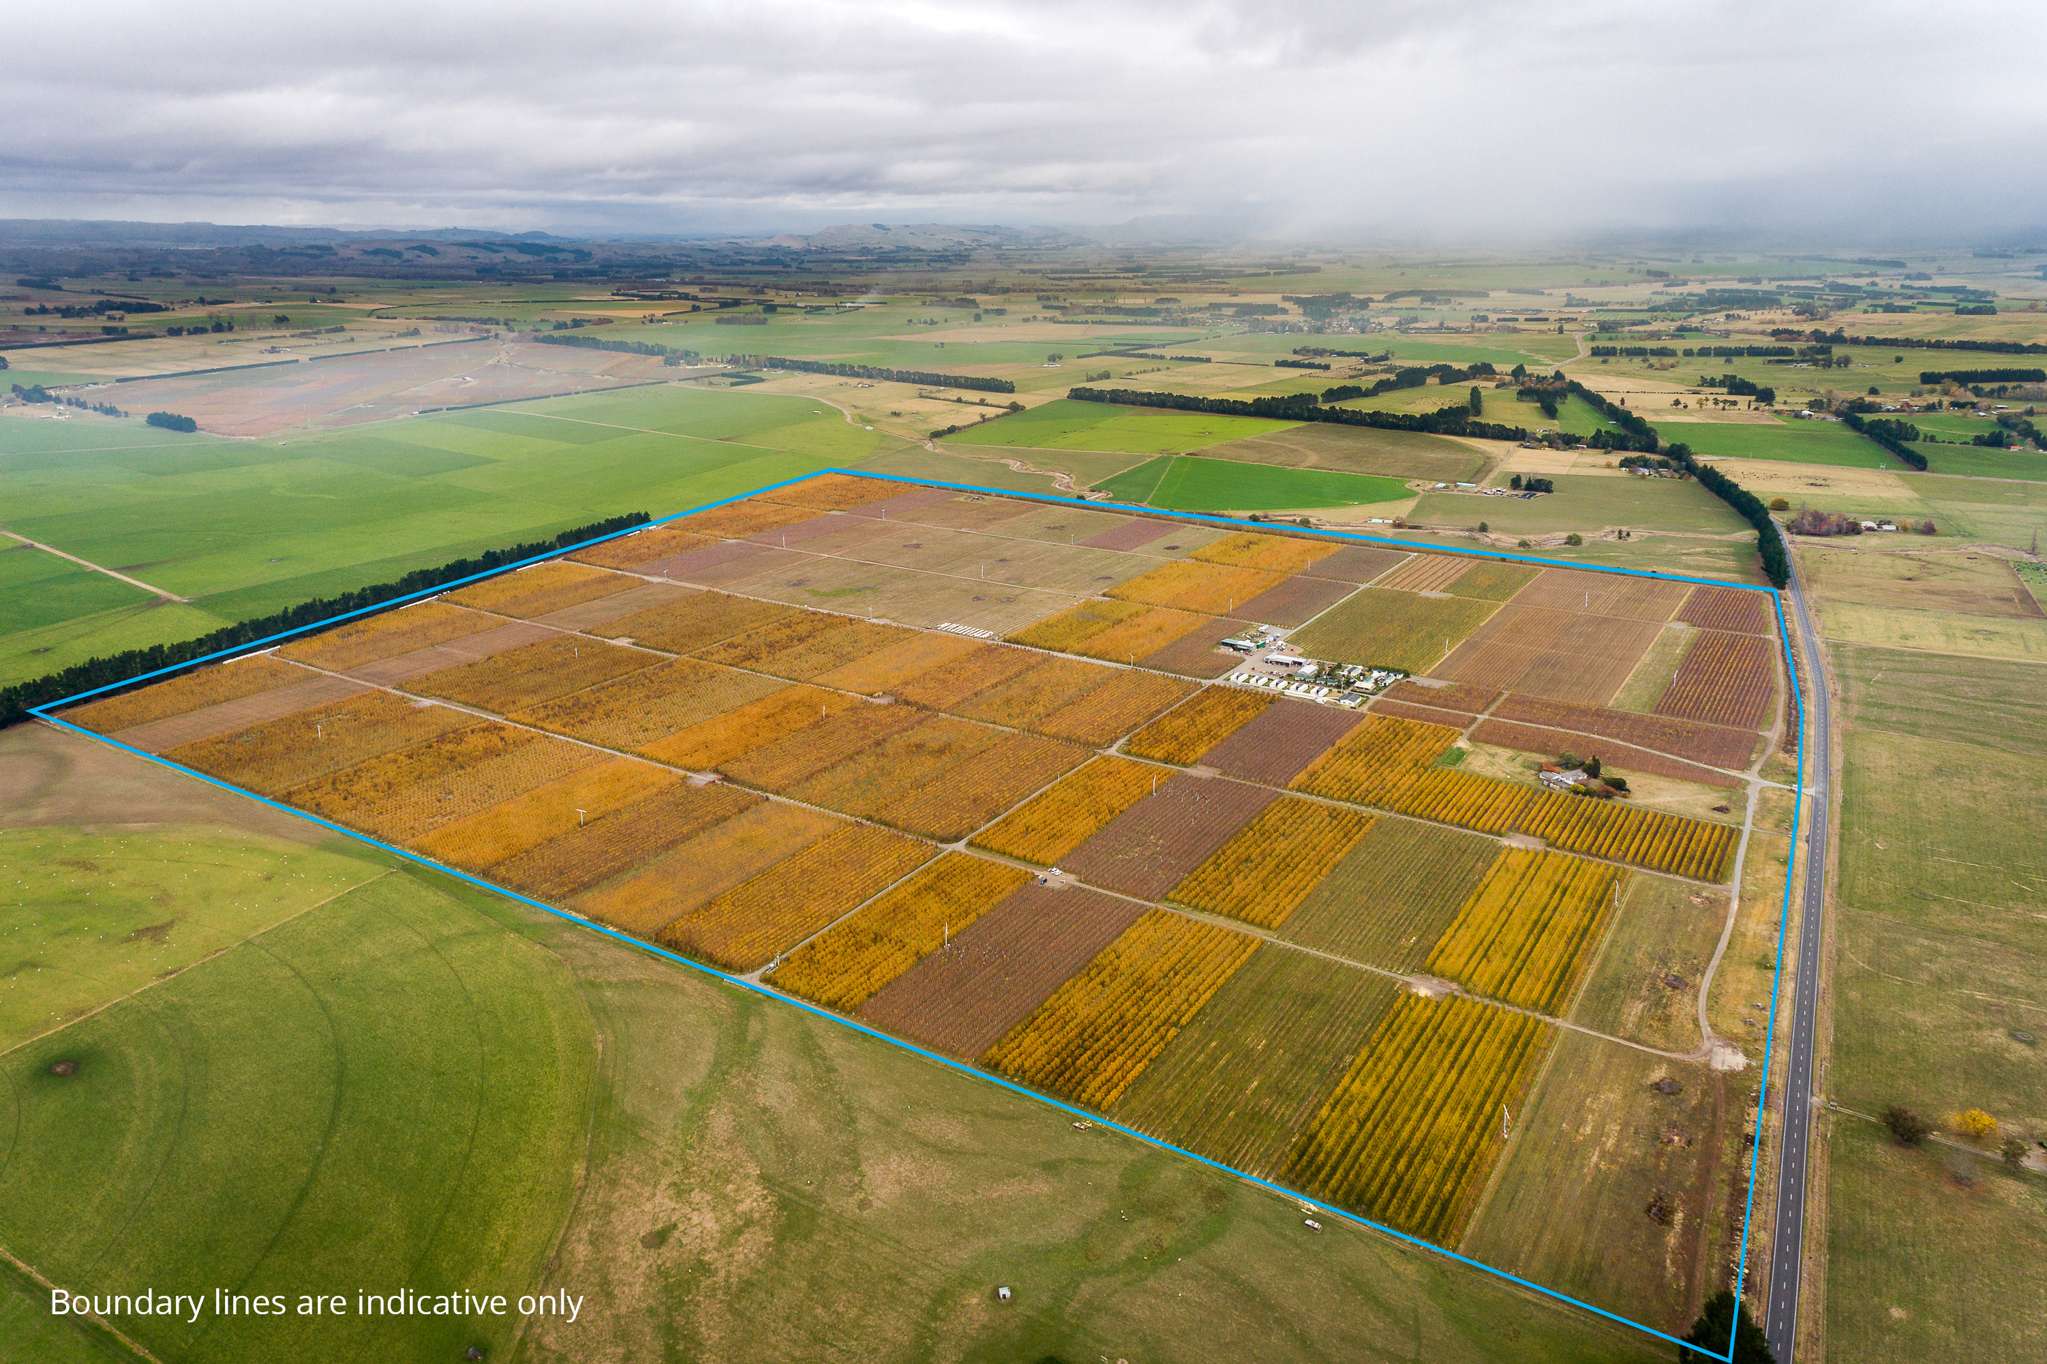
[578,800,846,935]
[1491,694,1759,769]
[289,720,603,842]
[489,781,757,901]
[444,560,638,620]
[1511,570,1690,623]
[333,620,557,686]
[605,589,795,654]
[62,654,307,733]
[1470,719,1740,788]
[1234,574,1356,628]
[526,580,688,634]
[659,823,934,972]
[1124,687,1273,765]
[1436,604,1664,706]
[1197,698,1365,785]
[769,854,1034,1010]
[409,634,657,713]
[1303,544,1412,583]
[1654,629,1777,730]
[279,600,500,670]
[410,759,679,870]
[1377,554,1471,594]
[1140,631,1241,678]
[981,909,1260,1110]
[1061,776,1279,900]
[1081,517,1180,551]
[721,701,926,791]
[858,883,1147,1058]
[811,632,987,695]
[1676,584,1775,636]
[695,610,914,680]
[639,685,858,770]
[628,538,794,586]
[970,756,1173,865]
[1381,678,1500,713]
[513,656,781,752]
[1192,530,1339,574]
[1168,798,1377,929]
[1109,560,1284,615]
[165,691,476,795]
[569,524,711,571]
[99,674,367,754]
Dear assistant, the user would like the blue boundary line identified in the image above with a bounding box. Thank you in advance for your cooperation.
[29,468,1804,1362]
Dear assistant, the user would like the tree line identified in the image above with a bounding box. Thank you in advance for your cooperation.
[1698,373,1777,404]
[1319,362,1496,404]
[1839,410,1928,470]
[0,511,652,728]
[1918,368,2045,385]
[728,355,1017,392]
[1065,384,1532,441]
[1774,328,2047,356]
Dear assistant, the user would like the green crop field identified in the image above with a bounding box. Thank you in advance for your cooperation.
[942,397,1298,454]
[1288,586,1500,672]
[1659,417,1896,467]
[1202,422,1489,484]
[1410,473,1751,536]
[0,386,896,686]
[1909,441,2047,481]
[1279,820,1500,968]
[0,726,1664,1364]
[1112,947,1397,1175]
[1094,453,1411,511]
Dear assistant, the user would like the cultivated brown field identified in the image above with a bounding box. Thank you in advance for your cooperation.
[1059,776,1278,900]
[1676,584,1775,636]
[1436,604,1664,706]
[1654,629,1777,730]
[857,882,1147,1057]
[279,600,500,670]
[1197,698,1365,785]
[1469,718,1739,788]
[1377,554,1472,594]
[1491,694,1759,769]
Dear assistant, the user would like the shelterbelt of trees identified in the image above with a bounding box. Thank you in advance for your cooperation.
[1773,328,2047,355]
[0,512,651,727]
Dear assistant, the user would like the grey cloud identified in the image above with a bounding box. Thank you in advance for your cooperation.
[4,0,2043,241]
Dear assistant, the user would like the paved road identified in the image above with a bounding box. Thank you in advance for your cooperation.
[1766,536,1831,1363]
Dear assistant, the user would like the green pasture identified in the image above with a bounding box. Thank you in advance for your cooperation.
[1410,473,1750,536]
[1094,454,1411,512]
[942,397,1298,454]
[0,386,892,685]
[1660,417,1895,467]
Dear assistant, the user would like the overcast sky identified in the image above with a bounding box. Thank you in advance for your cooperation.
[7,0,2043,243]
